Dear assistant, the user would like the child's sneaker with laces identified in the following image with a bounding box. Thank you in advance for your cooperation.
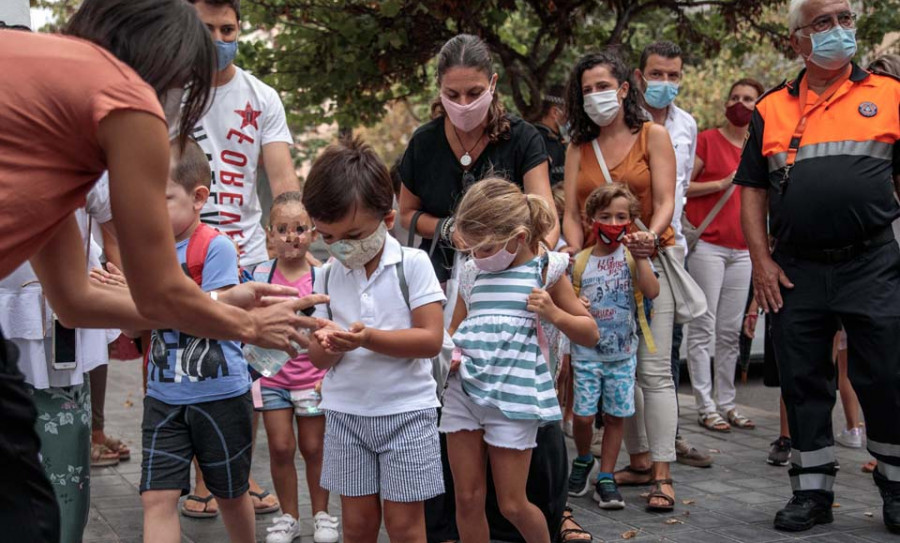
[314,511,340,543]
[567,456,599,497]
[593,477,625,510]
[266,514,301,543]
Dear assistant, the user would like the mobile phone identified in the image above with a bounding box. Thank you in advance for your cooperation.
[51,316,77,370]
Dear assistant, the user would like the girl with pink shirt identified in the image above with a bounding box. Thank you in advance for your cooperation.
[253,192,338,543]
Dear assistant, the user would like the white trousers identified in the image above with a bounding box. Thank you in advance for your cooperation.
[624,253,678,463]
[685,239,752,415]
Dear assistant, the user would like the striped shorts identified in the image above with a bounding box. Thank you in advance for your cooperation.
[321,408,444,502]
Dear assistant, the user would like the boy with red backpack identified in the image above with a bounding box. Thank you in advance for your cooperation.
[135,138,257,543]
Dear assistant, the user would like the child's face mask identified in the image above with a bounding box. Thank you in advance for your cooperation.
[325,222,387,269]
[592,220,630,249]
[472,238,520,272]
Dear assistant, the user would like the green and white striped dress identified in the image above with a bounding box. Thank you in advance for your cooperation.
[454,256,562,422]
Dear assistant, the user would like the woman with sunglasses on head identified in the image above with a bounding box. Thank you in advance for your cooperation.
[0,2,322,540]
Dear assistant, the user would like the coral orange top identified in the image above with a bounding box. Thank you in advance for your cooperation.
[575,122,675,248]
[0,31,165,277]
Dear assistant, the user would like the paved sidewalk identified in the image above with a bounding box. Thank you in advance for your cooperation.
[84,359,893,542]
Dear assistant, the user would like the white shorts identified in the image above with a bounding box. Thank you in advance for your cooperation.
[438,374,541,450]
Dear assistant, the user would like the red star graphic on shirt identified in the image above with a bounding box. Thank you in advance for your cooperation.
[234,102,261,130]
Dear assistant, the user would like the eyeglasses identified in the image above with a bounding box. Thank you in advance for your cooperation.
[273,224,314,239]
[795,11,857,34]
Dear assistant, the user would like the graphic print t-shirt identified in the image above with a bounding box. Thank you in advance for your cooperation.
[146,235,250,405]
[572,246,638,362]
[193,68,293,267]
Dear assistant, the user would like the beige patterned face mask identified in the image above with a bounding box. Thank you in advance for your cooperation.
[325,222,387,269]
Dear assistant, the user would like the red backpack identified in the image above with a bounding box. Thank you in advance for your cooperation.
[183,223,225,286]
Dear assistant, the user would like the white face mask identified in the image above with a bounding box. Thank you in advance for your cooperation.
[325,222,387,269]
[583,89,621,127]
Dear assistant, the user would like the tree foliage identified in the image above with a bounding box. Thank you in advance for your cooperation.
[244,0,802,129]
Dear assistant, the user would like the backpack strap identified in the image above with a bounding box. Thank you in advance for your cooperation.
[572,248,593,297]
[251,258,278,284]
[624,247,656,353]
[321,262,333,321]
[395,249,411,309]
[185,224,222,287]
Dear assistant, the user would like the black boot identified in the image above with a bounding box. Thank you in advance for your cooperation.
[874,469,900,534]
[773,490,834,532]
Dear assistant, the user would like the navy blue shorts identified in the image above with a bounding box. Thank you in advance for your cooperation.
[140,392,253,499]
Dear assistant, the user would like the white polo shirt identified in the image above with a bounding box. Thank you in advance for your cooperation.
[664,103,698,254]
[312,235,445,417]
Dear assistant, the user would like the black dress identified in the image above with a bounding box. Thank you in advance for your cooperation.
[399,114,548,283]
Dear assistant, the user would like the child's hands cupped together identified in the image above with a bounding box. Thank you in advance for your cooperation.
[327,322,369,352]
[527,288,560,321]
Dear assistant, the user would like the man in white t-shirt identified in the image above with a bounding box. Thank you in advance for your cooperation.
[183,0,299,520]
[189,0,299,269]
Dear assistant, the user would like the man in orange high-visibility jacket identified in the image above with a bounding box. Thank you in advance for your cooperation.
[736,0,900,535]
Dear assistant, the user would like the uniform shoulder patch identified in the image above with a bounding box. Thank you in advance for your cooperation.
[858,101,878,117]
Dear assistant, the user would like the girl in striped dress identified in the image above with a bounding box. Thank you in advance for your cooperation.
[441,179,599,543]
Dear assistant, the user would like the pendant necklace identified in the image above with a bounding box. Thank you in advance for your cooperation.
[453,125,485,168]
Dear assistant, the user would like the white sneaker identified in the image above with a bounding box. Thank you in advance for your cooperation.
[835,427,863,448]
[266,514,301,543]
[314,511,340,543]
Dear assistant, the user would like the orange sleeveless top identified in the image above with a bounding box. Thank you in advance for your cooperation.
[575,122,675,248]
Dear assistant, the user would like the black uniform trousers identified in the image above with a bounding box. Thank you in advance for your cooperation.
[771,241,900,494]
[0,329,61,542]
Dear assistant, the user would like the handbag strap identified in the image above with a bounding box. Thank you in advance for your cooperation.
[591,138,614,185]
[408,210,424,247]
[693,184,737,239]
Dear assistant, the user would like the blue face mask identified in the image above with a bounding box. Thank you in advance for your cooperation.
[215,40,238,71]
[643,80,679,109]
[808,27,857,71]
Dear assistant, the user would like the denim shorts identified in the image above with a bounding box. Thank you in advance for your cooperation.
[257,386,323,417]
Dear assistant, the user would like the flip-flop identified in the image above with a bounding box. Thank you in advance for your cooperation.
[181,494,219,519]
[90,443,119,468]
[249,490,280,515]
[646,479,675,512]
[104,436,131,461]
[614,465,653,487]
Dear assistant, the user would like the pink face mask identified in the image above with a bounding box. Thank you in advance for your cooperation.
[441,84,494,133]
[473,239,518,272]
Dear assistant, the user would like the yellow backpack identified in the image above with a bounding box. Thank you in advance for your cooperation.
[572,247,656,353]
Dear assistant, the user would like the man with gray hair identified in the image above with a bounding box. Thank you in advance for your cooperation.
[736,0,900,533]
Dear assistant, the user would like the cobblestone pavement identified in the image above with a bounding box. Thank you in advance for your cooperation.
[84,359,892,542]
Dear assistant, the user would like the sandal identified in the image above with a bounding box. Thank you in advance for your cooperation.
[726,409,756,430]
[559,506,592,541]
[698,412,731,433]
[181,494,219,518]
[614,464,653,486]
[90,442,120,468]
[646,479,675,512]
[250,489,280,515]
[104,436,131,461]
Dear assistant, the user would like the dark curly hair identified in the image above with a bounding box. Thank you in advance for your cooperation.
[430,34,511,143]
[565,50,646,145]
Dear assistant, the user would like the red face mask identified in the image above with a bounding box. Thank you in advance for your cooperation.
[592,221,629,248]
[725,101,753,127]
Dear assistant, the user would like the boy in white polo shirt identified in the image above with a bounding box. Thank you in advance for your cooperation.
[305,138,446,543]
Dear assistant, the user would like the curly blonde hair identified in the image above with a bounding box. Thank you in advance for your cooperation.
[454,178,554,253]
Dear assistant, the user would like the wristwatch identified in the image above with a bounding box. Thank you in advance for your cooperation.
[651,231,660,249]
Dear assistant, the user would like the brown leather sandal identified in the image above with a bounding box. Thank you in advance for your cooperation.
[646,479,675,512]
[614,464,653,486]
